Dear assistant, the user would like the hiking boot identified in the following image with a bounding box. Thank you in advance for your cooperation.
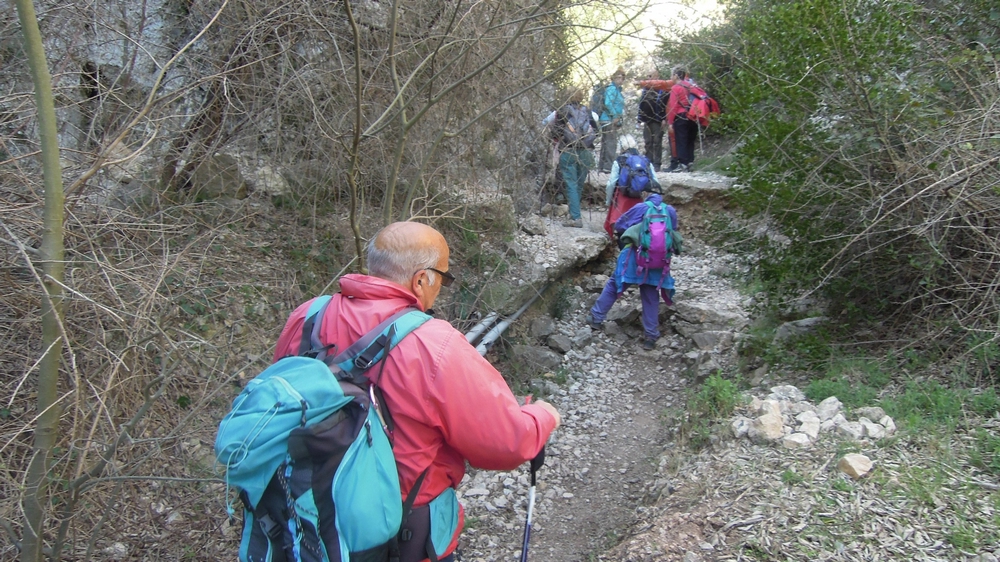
[588,316,603,331]
[663,164,679,173]
[642,338,656,351]
[563,218,583,228]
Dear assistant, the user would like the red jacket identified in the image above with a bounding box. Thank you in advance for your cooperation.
[666,79,694,125]
[273,274,558,556]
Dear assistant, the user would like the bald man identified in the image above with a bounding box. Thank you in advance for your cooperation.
[273,221,561,562]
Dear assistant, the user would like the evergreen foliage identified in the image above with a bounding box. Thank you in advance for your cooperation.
[661,0,1000,350]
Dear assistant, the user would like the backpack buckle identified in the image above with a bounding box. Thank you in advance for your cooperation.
[354,355,376,371]
[257,513,282,540]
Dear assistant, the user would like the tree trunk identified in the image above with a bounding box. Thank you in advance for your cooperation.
[15,0,66,560]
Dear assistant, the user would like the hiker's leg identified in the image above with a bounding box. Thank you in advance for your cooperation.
[600,123,617,171]
[639,284,662,340]
[560,151,582,220]
[646,122,663,169]
[590,279,626,322]
[675,119,696,165]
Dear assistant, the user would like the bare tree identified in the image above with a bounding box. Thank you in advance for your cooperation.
[1,0,651,558]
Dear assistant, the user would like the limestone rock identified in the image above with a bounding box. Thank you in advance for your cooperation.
[817,396,843,421]
[690,331,735,351]
[530,316,556,338]
[773,317,828,342]
[570,328,592,348]
[511,345,562,372]
[879,415,897,436]
[782,433,812,448]
[519,215,547,236]
[858,417,886,439]
[799,419,820,440]
[838,453,873,479]
[582,275,608,293]
[672,301,748,332]
[855,406,886,422]
[767,385,806,402]
[759,399,782,418]
[248,165,289,197]
[546,334,573,354]
[795,411,820,424]
[190,153,248,200]
[731,416,751,439]
[748,412,784,443]
[784,400,816,415]
[836,421,864,440]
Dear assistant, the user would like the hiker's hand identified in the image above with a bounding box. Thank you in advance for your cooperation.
[533,400,561,428]
[530,446,546,472]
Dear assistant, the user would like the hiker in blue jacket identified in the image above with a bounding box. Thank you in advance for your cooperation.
[589,192,679,350]
[598,67,627,173]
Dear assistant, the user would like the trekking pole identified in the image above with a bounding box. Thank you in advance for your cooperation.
[520,395,545,562]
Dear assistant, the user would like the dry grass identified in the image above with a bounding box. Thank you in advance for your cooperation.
[0,185,323,559]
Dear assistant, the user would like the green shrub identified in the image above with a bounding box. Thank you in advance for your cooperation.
[678,374,744,450]
[689,374,743,419]
[548,283,574,320]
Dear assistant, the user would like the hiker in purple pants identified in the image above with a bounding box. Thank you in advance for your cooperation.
[589,192,678,350]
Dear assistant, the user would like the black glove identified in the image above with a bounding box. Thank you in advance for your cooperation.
[530,446,546,473]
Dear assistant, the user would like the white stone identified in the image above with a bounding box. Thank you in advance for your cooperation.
[838,453,873,479]
[103,542,128,561]
[748,412,784,443]
[855,406,886,421]
[817,396,843,421]
[799,419,821,440]
[785,400,817,415]
[820,419,836,433]
[879,415,897,436]
[782,433,812,448]
[796,410,820,424]
[760,399,782,418]
[836,421,865,440]
[859,417,886,439]
[731,416,751,439]
[768,385,805,402]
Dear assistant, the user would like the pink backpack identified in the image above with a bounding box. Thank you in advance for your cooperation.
[636,202,671,271]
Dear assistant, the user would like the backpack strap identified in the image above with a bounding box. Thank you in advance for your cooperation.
[298,295,334,357]
[325,308,432,385]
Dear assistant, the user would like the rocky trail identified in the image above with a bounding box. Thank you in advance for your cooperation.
[447,170,1000,562]
[454,186,751,562]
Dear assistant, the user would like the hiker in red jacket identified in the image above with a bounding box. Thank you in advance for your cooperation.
[665,67,698,173]
[273,221,560,562]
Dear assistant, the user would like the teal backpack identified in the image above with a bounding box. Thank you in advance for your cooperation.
[215,296,432,562]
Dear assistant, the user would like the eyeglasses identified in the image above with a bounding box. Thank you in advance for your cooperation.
[417,267,455,287]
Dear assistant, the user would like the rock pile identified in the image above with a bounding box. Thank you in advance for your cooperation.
[731,384,897,449]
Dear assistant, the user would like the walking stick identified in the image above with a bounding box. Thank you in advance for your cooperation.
[519,445,545,562]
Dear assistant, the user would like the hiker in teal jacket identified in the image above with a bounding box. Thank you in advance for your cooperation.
[598,67,627,173]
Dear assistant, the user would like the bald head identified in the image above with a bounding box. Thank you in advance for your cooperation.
[367,222,449,286]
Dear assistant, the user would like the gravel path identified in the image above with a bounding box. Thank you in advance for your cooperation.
[456,224,747,562]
